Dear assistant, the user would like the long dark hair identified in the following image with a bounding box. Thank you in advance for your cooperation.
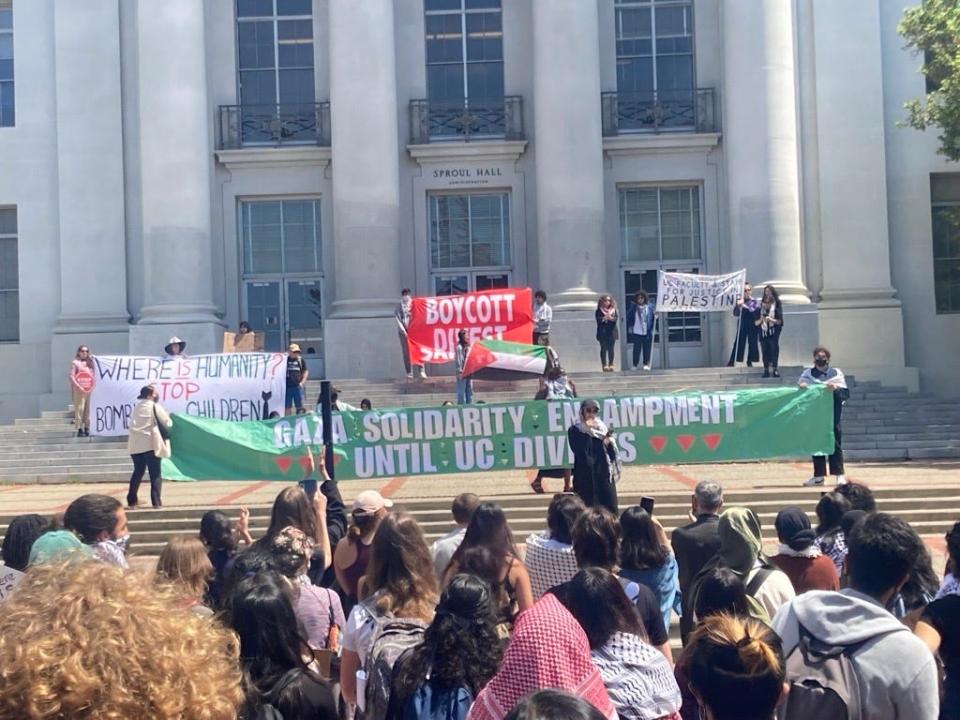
[619,506,669,571]
[227,572,317,703]
[561,568,646,649]
[448,502,520,574]
[1,514,53,571]
[199,510,238,554]
[694,567,749,620]
[815,491,851,536]
[363,512,438,621]
[261,487,318,544]
[761,284,780,304]
[393,574,503,702]
[547,494,586,545]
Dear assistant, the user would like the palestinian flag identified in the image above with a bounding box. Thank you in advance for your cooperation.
[462,339,554,381]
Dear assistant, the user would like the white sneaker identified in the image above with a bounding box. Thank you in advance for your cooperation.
[835,474,848,486]
[405,372,414,379]
[803,476,825,487]
[417,370,427,379]
[643,365,651,371]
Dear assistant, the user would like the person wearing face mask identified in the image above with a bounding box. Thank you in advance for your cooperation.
[799,346,850,487]
[396,288,427,380]
[62,494,131,569]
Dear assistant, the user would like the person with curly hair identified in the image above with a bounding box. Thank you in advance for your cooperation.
[0,513,54,572]
[155,534,215,617]
[0,560,244,720]
[386,574,504,719]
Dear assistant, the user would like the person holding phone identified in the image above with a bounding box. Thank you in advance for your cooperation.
[755,284,783,377]
[567,399,620,514]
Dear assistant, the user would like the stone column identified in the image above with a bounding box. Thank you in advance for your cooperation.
[532,0,606,371]
[129,0,222,355]
[324,0,403,378]
[51,0,131,387]
[722,0,816,365]
[809,0,907,381]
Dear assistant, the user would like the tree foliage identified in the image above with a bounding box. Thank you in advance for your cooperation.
[899,0,960,160]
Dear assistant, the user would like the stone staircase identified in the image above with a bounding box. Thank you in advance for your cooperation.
[0,367,957,485]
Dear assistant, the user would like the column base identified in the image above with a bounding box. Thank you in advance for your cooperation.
[757,280,811,305]
[138,303,221,325]
[777,303,821,368]
[547,287,601,312]
[128,321,225,357]
[50,329,131,393]
[817,299,906,370]
[324,316,406,380]
[545,310,605,374]
[329,298,397,319]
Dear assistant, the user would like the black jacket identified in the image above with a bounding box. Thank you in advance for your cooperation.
[671,513,721,641]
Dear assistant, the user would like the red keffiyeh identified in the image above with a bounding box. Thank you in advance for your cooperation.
[467,594,616,720]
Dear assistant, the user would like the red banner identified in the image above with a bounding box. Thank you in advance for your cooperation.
[406,288,533,364]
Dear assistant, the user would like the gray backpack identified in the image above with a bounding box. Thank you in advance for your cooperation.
[360,614,427,720]
[778,623,872,720]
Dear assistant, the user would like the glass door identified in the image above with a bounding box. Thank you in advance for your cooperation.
[623,263,706,368]
[286,278,322,356]
[244,281,283,351]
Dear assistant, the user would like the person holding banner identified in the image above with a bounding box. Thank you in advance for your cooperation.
[456,329,474,405]
[799,346,849,487]
[126,385,172,509]
[626,291,656,371]
[726,283,759,368]
[69,344,95,437]
[396,288,427,379]
[755,285,784,378]
[567,399,621,514]
[285,343,309,416]
[595,295,620,372]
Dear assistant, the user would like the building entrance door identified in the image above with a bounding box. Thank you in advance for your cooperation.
[623,263,707,368]
[244,278,323,361]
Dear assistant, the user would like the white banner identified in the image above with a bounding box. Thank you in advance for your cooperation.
[656,269,746,312]
[90,353,289,437]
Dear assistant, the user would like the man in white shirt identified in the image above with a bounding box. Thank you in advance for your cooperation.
[431,492,480,581]
[533,290,552,346]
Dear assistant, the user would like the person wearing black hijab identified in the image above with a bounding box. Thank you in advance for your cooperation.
[771,507,839,594]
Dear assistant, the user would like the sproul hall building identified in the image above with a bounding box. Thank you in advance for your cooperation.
[0,0,958,422]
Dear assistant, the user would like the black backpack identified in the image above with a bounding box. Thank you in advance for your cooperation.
[245,668,304,720]
[778,623,874,720]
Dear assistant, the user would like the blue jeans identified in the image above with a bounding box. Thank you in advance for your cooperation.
[285,384,305,410]
[456,377,473,405]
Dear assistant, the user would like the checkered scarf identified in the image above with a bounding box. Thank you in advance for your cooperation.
[466,594,616,720]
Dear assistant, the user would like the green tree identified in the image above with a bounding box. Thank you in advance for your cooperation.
[899,0,960,160]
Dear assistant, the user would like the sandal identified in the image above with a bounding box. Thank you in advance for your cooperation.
[531,476,545,494]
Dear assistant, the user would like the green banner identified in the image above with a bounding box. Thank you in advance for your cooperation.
[163,385,835,481]
[163,385,834,481]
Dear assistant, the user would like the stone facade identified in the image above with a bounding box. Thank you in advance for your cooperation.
[0,0,956,422]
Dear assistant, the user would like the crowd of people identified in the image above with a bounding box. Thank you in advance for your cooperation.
[0,474,956,720]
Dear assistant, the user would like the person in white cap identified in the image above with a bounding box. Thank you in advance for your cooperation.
[163,337,187,360]
[285,343,308,416]
[333,490,392,610]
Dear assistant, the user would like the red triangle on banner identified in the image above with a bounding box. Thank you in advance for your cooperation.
[702,433,722,451]
[649,436,668,454]
[298,455,313,473]
[461,342,497,378]
[275,456,294,474]
[676,435,696,453]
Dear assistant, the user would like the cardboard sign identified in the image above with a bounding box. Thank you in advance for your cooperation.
[0,566,24,602]
[406,288,534,364]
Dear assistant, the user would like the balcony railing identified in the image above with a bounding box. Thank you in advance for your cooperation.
[601,88,717,136]
[409,96,524,144]
[217,102,331,149]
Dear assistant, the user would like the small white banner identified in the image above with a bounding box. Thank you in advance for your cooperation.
[89,353,289,437]
[656,269,746,312]
[0,566,23,602]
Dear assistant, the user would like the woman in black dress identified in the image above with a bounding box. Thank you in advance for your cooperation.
[755,284,784,378]
[567,399,621,514]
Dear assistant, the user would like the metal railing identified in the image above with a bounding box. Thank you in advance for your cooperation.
[409,96,524,144]
[601,88,717,136]
[217,102,331,149]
